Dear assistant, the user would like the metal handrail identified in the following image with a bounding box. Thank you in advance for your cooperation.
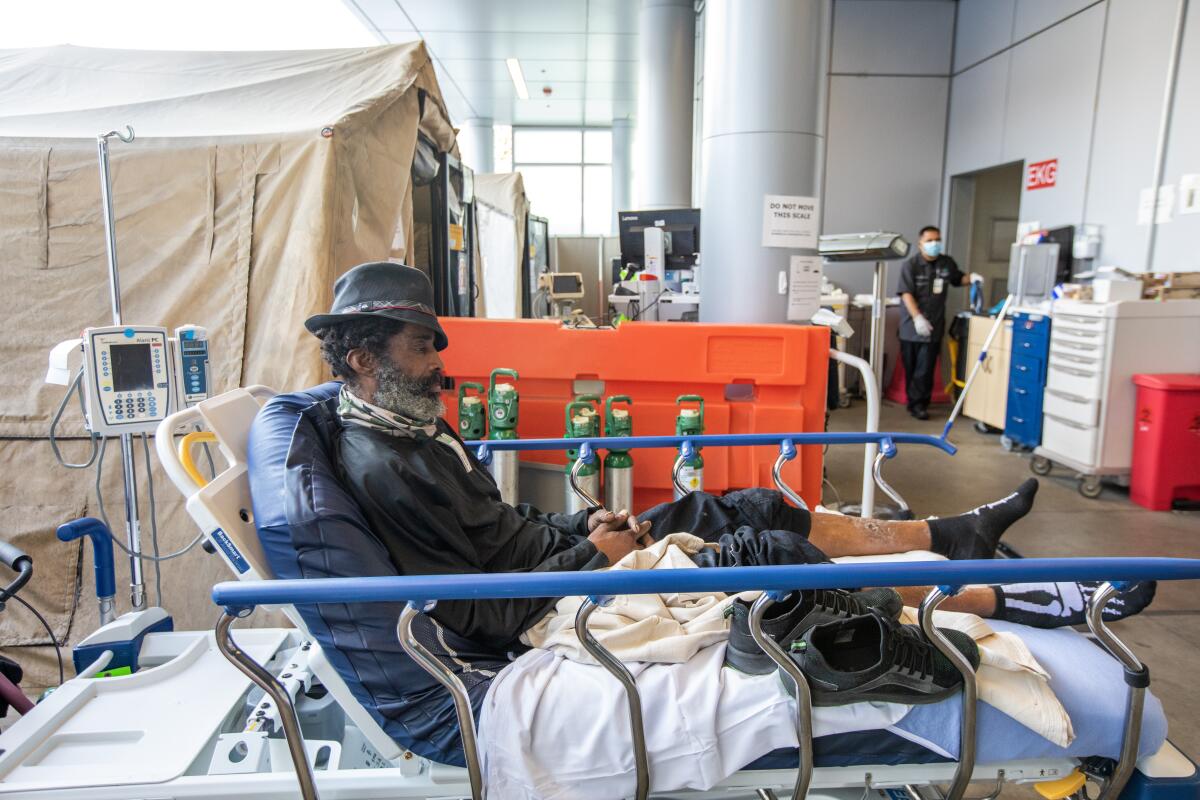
[1088,582,1147,800]
[472,430,957,463]
[213,558,1200,609]
[919,588,977,800]
[576,598,649,800]
[212,560,1197,800]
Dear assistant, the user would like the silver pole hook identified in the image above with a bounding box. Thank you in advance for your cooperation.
[871,451,911,517]
[100,126,135,143]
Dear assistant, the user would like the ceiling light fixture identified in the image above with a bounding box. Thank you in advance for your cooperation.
[505,57,530,100]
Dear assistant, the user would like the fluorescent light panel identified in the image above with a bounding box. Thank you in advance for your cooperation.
[505,57,530,100]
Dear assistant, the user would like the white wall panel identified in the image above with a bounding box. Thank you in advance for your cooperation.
[823,75,949,293]
[953,0,1016,71]
[1083,0,1175,270]
[1150,1,1200,272]
[1002,4,1104,228]
[1012,0,1100,42]
[831,0,954,75]
[944,52,1008,176]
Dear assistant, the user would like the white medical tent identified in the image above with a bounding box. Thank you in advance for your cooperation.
[0,43,458,688]
[474,172,531,319]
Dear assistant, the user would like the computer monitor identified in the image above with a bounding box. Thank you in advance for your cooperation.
[618,208,701,271]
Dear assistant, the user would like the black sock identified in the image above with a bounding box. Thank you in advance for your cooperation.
[993,581,1157,628]
[928,479,1039,560]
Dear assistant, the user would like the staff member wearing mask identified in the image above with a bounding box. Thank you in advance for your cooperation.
[897,226,982,420]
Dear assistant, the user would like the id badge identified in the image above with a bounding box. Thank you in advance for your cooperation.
[933,277,945,295]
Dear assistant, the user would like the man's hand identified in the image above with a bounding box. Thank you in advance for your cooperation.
[588,508,625,533]
[588,517,640,564]
[969,272,984,284]
[586,509,654,564]
[913,314,934,337]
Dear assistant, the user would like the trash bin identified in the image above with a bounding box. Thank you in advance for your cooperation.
[1130,373,1200,511]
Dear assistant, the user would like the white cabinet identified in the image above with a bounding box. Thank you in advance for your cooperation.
[1036,299,1200,477]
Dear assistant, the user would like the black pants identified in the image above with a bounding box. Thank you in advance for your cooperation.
[900,337,941,412]
[640,488,829,567]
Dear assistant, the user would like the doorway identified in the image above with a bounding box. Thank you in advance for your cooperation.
[947,161,1024,312]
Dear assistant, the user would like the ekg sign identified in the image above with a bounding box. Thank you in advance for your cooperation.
[1026,159,1058,190]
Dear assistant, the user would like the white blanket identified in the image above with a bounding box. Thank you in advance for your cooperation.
[479,642,908,800]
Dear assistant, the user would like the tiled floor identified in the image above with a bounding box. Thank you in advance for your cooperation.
[825,400,1200,767]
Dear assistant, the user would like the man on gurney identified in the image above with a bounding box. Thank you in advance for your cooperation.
[306,262,1155,704]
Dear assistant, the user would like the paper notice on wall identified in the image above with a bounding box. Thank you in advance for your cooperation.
[1138,185,1175,225]
[787,255,822,322]
[762,195,819,248]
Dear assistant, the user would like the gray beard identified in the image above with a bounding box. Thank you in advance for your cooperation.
[371,361,445,422]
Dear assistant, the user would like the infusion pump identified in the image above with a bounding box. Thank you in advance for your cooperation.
[47,324,212,435]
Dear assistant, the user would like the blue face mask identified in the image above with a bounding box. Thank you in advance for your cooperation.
[921,240,943,258]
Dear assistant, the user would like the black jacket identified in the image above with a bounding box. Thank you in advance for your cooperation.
[337,421,607,649]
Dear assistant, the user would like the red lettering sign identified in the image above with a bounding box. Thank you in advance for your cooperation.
[1026,159,1058,190]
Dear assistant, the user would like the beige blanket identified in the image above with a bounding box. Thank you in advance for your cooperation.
[522,533,1074,747]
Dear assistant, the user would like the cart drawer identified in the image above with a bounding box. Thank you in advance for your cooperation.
[1054,313,1109,334]
[1010,353,1045,387]
[1051,327,1105,348]
[1042,414,1099,466]
[1044,389,1100,427]
[1047,358,1104,399]
[1049,343,1103,368]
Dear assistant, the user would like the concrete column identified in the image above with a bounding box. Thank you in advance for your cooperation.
[458,118,494,174]
[635,0,694,209]
[612,118,635,217]
[699,0,831,323]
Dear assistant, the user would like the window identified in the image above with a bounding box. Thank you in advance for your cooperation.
[513,128,613,236]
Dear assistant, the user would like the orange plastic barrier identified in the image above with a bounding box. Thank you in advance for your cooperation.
[440,319,830,510]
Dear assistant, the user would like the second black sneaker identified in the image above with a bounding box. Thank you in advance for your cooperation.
[724,588,903,675]
[786,612,980,706]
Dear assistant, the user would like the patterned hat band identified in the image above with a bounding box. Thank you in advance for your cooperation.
[337,300,437,318]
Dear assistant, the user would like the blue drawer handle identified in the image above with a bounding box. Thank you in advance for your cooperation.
[1013,417,1025,423]
[1016,388,1027,395]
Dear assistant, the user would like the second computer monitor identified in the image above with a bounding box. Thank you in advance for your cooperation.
[617,208,701,271]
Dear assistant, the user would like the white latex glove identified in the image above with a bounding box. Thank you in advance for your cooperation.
[913,314,934,337]
[970,272,985,284]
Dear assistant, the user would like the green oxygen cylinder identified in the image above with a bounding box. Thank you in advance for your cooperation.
[603,396,634,512]
[487,368,520,505]
[564,395,601,513]
[457,382,487,440]
[674,394,705,499]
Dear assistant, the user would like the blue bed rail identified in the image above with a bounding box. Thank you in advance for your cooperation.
[212,557,1200,612]
[464,430,958,464]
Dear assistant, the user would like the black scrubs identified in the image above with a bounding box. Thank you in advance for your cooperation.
[896,252,964,414]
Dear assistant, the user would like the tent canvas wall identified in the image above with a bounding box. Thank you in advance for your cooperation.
[0,43,458,689]
[474,172,531,319]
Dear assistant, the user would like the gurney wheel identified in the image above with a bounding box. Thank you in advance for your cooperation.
[1079,475,1103,499]
[1030,456,1052,476]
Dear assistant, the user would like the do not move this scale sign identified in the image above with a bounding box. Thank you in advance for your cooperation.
[762,195,819,248]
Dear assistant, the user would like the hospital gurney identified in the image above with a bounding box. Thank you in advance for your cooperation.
[1,385,1198,800]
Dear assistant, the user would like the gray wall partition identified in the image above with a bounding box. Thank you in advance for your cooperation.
[699,0,832,323]
[636,0,695,210]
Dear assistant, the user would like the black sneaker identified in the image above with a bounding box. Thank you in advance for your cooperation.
[724,588,903,675]
[786,612,980,706]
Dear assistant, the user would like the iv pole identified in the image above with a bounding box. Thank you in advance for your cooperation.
[96,126,147,611]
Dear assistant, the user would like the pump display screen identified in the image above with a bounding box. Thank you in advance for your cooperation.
[551,274,582,295]
[110,343,154,392]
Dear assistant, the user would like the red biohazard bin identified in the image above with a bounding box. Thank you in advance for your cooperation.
[1130,374,1200,511]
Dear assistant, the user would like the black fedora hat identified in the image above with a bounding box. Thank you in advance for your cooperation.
[305,261,448,350]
